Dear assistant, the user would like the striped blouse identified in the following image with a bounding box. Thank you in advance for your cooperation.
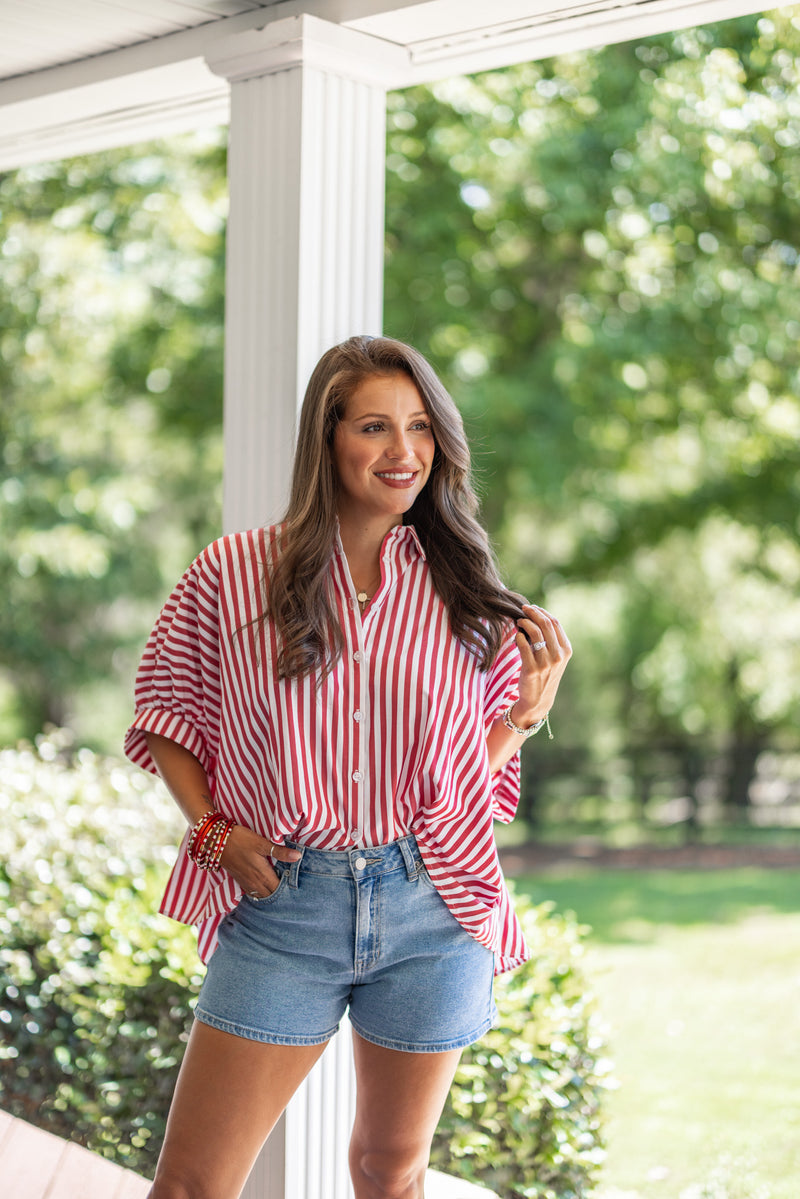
[124,523,529,973]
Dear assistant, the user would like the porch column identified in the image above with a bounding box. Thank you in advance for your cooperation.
[204,17,408,1199]
[206,14,408,532]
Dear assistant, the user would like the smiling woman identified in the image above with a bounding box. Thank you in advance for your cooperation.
[123,334,571,1199]
[332,373,435,572]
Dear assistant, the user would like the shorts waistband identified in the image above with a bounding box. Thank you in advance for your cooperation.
[279,835,423,888]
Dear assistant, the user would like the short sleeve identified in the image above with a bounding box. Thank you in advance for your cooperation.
[483,621,523,823]
[124,543,223,777]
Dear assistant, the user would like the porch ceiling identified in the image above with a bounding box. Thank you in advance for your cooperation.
[0,0,771,169]
[0,1,281,81]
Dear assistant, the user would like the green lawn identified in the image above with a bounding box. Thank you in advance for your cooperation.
[516,867,800,1198]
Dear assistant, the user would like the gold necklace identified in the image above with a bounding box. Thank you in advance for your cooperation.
[356,577,380,612]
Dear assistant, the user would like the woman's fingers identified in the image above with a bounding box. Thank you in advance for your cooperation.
[519,604,571,659]
[219,826,299,898]
[268,841,302,862]
[515,604,572,718]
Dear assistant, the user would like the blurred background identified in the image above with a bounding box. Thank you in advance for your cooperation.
[1,8,799,1197]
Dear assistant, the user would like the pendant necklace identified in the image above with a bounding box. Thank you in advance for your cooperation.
[356,578,380,613]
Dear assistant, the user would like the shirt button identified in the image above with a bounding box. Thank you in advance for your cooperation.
[354,856,367,870]
[353,710,363,722]
[353,651,362,663]
[349,829,359,839]
[352,770,363,782]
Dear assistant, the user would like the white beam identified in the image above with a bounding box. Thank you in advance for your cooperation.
[206,12,400,527]
[358,0,777,81]
[0,60,228,168]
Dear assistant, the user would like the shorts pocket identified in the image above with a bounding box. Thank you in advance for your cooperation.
[244,866,289,906]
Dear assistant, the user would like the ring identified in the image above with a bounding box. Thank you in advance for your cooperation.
[247,890,261,899]
[531,640,547,652]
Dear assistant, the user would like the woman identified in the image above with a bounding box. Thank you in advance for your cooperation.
[125,335,571,1199]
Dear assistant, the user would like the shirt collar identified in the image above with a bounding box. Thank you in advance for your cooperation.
[333,520,426,563]
[394,523,426,561]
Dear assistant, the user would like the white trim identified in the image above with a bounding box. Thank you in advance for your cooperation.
[390,0,774,80]
[0,61,228,168]
[206,13,410,88]
[218,17,388,533]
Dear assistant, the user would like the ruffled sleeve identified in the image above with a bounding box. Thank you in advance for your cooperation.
[124,542,223,778]
[484,622,523,823]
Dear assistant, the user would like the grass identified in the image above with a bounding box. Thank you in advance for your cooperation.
[515,867,800,1198]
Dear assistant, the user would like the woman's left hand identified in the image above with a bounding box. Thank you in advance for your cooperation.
[513,603,572,726]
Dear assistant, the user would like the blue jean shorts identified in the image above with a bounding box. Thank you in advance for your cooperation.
[194,835,496,1053]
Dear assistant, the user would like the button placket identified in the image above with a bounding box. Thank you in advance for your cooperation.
[350,594,369,845]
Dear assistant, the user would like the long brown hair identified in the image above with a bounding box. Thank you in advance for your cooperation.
[266,335,524,678]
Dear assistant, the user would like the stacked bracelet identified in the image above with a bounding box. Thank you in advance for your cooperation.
[502,706,553,740]
[187,810,236,871]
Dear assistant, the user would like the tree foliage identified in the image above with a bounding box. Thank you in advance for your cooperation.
[383,9,800,818]
[0,133,226,742]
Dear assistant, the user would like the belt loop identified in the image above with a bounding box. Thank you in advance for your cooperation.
[398,835,419,881]
[284,843,304,888]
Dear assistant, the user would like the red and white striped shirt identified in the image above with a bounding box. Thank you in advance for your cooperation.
[125,524,529,972]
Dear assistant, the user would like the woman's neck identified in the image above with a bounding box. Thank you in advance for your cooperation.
[337,513,400,587]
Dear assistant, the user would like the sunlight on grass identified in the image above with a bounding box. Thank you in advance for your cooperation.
[516,868,800,1198]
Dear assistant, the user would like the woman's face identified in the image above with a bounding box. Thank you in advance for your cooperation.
[331,373,435,530]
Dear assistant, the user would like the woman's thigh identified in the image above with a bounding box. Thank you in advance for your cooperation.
[149,1021,327,1199]
[349,1031,462,1194]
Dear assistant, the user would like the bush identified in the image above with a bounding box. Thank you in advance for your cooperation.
[1,731,613,1191]
[432,894,614,1198]
[0,729,201,1176]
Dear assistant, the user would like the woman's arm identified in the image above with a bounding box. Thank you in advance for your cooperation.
[486,603,571,775]
[144,731,299,897]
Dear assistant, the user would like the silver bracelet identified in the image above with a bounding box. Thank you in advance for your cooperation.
[501,705,553,740]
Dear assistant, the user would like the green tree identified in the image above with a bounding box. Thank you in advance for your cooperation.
[384,8,800,820]
[0,132,226,743]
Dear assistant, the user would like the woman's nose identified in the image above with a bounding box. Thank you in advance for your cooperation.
[387,429,413,460]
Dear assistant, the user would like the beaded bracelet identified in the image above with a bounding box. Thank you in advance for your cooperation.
[187,811,217,859]
[501,705,553,740]
[187,810,236,871]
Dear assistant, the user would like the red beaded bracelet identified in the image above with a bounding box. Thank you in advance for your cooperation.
[187,810,235,871]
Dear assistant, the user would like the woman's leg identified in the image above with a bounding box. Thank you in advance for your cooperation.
[148,1020,328,1199]
[348,1031,462,1199]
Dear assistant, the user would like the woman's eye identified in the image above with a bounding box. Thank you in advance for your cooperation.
[361,423,383,433]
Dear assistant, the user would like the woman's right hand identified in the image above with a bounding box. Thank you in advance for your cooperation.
[219,825,302,898]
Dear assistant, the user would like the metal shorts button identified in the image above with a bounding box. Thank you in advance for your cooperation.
[354,856,367,870]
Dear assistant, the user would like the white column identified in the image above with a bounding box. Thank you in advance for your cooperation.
[205,18,407,1199]
[207,14,408,532]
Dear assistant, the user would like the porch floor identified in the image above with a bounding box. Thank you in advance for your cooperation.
[0,1109,496,1198]
[0,1108,149,1198]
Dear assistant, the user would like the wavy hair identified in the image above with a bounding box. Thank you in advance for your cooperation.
[266,335,524,678]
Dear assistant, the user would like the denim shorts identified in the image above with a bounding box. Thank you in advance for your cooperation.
[194,835,496,1053]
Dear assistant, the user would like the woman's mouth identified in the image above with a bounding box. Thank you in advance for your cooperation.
[374,471,418,489]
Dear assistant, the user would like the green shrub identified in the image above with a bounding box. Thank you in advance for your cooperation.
[432,894,614,1198]
[0,729,201,1175]
[1,731,613,1191]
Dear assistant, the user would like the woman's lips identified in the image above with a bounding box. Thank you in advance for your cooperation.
[374,471,418,489]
